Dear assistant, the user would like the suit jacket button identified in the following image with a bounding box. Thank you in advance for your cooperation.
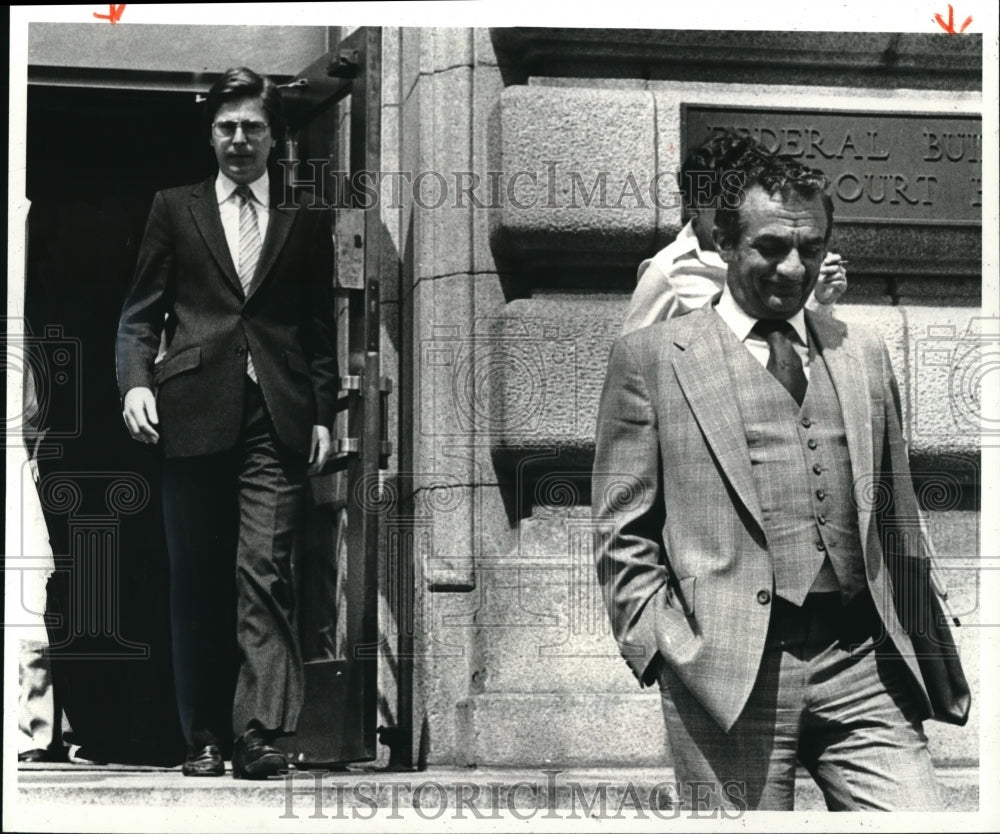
[235,346,245,357]
[756,589,771,605]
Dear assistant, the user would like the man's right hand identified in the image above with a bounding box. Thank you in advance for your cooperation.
[122,387,160,444]
[813,252,848,305]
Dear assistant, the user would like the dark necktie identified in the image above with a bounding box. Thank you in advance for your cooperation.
[752,319,807,406]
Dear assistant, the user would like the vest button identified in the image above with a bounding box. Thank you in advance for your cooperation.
[813,463,823,474]
[817,514,827,525]
[816,489,827,500]
[756,589,771,605]
[808,439,818,449]
[801,417,812,428]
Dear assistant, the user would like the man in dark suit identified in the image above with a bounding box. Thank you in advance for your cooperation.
[117,67,337,779]
[593,152,956,810]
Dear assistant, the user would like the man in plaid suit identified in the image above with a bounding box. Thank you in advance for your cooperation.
[593,152,944,811]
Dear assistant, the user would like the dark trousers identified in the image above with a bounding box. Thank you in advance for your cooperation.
[162,380,305,750]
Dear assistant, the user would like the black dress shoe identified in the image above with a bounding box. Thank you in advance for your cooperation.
[19,747,70,764]
[232,729,288,780]
[182,744,225,776]
[67,745,106,765]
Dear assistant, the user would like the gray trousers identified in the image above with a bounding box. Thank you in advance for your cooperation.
[658,592,941,811]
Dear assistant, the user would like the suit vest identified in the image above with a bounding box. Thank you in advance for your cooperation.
[715,313,866,605]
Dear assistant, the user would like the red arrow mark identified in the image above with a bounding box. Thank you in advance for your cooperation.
[934,4,972,34]
[93,4,126,24]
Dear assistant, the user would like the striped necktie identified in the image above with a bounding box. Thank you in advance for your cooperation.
[235,185,262,293]
[235,185,261,382]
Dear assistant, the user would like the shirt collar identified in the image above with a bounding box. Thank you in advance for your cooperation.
[716,283,809,346]
[671,219,726,269]
[216,170,269,207]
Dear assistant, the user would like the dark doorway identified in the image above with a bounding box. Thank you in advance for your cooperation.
[24,84,214,765]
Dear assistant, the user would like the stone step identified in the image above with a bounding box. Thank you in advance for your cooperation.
[14,764,978,818]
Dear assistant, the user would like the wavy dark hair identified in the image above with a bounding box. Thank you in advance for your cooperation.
[713,153,835,249]
[203,66,286,145]
[678,130,768,211]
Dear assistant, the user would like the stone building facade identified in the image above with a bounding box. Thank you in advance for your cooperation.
[22,24,983,775]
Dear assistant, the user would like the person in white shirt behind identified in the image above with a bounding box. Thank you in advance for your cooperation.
[623,132,848,334]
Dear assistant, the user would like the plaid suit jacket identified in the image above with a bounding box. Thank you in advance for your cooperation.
[592,303,934,731]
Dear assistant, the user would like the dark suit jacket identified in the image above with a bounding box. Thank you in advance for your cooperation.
[117,176,337,459]
[592,305,939,731]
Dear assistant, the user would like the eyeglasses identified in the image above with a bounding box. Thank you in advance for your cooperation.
[212,120,270,140]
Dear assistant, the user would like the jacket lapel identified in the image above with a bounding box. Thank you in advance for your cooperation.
[806,310,874,549]
[187,177,244,298]
[670,307,765,534]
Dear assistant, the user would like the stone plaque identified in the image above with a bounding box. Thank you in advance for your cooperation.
[682,105,982,226]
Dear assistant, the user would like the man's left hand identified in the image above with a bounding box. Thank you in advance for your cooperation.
[308,425,331,474]
[814,252,848,305]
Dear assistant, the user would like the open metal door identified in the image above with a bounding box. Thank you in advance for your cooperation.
[276,27,389,767]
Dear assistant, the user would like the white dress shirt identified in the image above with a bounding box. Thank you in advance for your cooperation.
[216,171,270,273]
[623,220,726,333]
[714,284,811,380]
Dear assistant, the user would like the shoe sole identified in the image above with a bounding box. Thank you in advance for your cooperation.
[182,766,225,776]
[232,752,288,780]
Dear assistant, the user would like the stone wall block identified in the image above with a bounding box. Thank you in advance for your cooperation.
[489,86,657,260]
[378,100,403,304]
[468,514,641,695]
[413,275,506,448]
[472,63,506,274]
[455,693,668,767]
[400,27,422,105]
[413,483,510,591]
[429,27,475,71]
[486,297,624,468]
[410,274,507,587]
[413,591,477,764]
[491,29,981,91]
[382,26,401,108]
[399,69,422,295]
[415,66,475,281]
[901,307,989,465]
[473,27,499,67]
[651,96,684,252]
